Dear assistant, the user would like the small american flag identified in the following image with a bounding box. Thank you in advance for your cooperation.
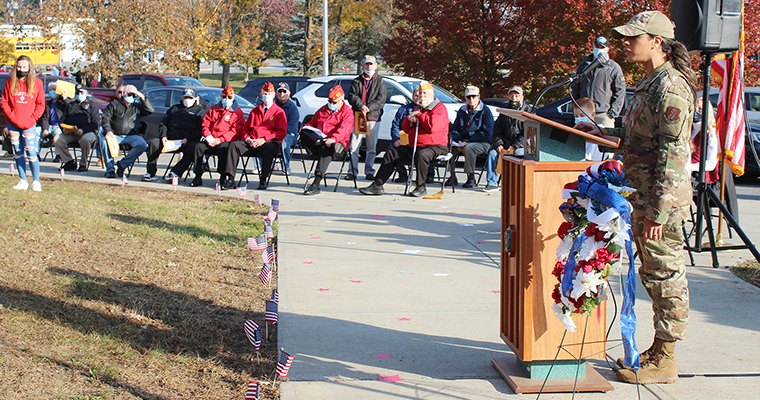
[237,186,247,197]
[272,199,280,212]
[248,235,266,251]
[267,208,277,221]
[265,300,278,324]
[245,381,259,400]
[271,289,278,303]
[259,263,271,284]
[60,168,64,178]
[264,223,274,239]
[254,194,261,205]
[262,246,275,263]
[172,175,178,186]
[215,181,220,194]
[122,175,129,185]
[9,163,14,174]
[276,350,294,378]
[244,319,260,347]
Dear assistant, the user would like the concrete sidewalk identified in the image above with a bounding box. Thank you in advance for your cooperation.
[3,156,760,399]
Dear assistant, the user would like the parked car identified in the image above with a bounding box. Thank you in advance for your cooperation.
[744,123,760,176]
[292,75,495,149]
[534,89,635,128]
[237,76,311,105]
[87,74,205,103]
[140,86,255,139]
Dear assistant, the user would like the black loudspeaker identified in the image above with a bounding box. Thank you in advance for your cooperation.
[671,0,742,53]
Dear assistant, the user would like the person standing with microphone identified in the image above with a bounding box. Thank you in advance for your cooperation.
[574,11,697,385]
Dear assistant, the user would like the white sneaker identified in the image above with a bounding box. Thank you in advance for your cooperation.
[142,173,158,182]
[12,180,29,190]
[164,172,179,182]
[31,181,41,192]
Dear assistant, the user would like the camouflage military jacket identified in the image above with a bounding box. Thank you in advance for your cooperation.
[607,61,694,224]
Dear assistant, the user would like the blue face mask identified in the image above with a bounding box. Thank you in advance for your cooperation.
[593,48,603,59]
[262,94,274,105]
[574,116,591,125]
[222,98,233,108]
[327,102,338,112]
[49,90,57,98]
[124,95,135,104]
[364,69,375,77]
[76,93,87,102]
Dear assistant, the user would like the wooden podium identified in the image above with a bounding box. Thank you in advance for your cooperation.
[491,110,620,393]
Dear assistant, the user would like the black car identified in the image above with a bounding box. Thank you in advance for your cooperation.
[237,76,311,105]
[141,86,255,139]
[534,89,634,128]
[744,123,760,176]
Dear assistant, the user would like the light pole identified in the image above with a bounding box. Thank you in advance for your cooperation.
[322,0,328,76]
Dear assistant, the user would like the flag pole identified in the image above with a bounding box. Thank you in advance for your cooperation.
[715,155,728,246]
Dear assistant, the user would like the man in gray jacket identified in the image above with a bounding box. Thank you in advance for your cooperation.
[571,36,625,161]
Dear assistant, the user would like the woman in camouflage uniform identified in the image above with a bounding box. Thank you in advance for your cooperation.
[575,11,698,384]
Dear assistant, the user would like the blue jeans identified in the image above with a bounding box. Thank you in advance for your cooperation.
[100,133,148,172]
[281,132,298,173]
[484,149,500,187]
[8,121,40,182]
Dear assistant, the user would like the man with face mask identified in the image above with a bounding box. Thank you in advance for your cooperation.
[100,84,154,178]
[482,86,528,191]
[55,85,99,172]
[301,85,354,195]
[346,55,386,181]
[571,36,626,161]
[142,88,209,182]
[220,82,287,190]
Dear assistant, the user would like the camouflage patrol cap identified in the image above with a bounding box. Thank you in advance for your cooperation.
[611,11,675,40]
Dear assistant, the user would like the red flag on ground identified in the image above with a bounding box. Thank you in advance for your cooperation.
[245,381,259,400]
[276,350,294,378]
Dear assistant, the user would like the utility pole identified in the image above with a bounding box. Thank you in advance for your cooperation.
[322,0,328,76]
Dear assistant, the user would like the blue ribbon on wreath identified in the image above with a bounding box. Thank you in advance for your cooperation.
[562,174,640,369]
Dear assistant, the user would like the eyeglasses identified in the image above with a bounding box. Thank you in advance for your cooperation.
[117,90,123,94]
[328,100,340,105]
[222,95,234,99]
[466,95,479,99]
[277,89,288,93]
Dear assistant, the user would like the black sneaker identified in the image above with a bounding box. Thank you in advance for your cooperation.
[410,185,427,197]
[257,182,268,190]
[116,164,125,178]
[189,178,203,187]
[462,179,477,188]
[304,183,321,195]
[443,178,457,187]
[359,183,385,196]
[77,165,88,173]
[222,177,236,190]
[61,160,77,171]
[106,171,116,178]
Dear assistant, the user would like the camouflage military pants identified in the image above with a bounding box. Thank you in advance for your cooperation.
[631,209,689,341]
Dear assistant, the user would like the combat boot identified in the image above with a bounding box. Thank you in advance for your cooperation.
[616,338,658,369]
[616,339,678,384]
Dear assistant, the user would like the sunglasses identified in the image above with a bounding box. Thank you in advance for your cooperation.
[222,95,234,99]
[117,90,123,94]
[466,95,479,99]
[277,89,288,93]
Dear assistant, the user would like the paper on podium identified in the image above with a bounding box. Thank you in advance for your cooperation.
[302,125,326,138]
[55,80,76,98]
[162,140,183,153]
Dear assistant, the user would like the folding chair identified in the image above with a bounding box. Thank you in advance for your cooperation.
[237,141,291,187]
[303,138,357,192]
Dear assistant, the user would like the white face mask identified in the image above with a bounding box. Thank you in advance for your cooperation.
[574,116,591,125]
[262,94,274,105]
[183,98,195,108]
[222,98,233,108]
[327,102,338,112]
[76,93,87,102]
[124,95,135,104]
[593,48,604,59]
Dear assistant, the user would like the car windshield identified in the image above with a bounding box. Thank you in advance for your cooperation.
[163,77,205,87]
[198,89,255,107]
[396,81,459,103]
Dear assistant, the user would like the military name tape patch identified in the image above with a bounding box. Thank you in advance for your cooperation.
[664,106,681,123]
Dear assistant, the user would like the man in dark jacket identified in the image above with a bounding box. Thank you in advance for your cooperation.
[275,82,300,174]
[447,85,494,188]
[571,36,625,160]
[482,86,529,191]
[346,55,386,181]
[55,85,100,172]
[100,84,154,178]
[142,89,209,181]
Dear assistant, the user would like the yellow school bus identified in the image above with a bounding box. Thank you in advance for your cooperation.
[4,37,60,65]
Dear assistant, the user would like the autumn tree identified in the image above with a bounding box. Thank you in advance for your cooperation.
[328,0,392,74]
[257,0,297,59]
[281,0,324,76]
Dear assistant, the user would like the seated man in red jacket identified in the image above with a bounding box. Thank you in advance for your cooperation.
[359,82,448,197]
[170,85,244,187]
[301,85,354,195]
[220,82,287,190]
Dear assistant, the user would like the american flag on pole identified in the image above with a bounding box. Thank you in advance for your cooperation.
[244,319,260,347]
[259,263,272,285]
[60,168,64,178]
[172,175,178,186]
[245,381,259,400]
[271,289,278,303]
[265,300,278,325]
[237,186,248,197]
[252,325,262,351]
[122,175,129,185]
[271,199,280,212]
[264,221,274,239]
[215,181,221,194]
[262,246,275,263]
[276,350,294,378]
[254,194,261,205]
[267,208,277,221]
[248,235,267,251]
[711,13,746,176]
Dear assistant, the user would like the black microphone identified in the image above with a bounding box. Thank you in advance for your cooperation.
[569,52,609,84]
